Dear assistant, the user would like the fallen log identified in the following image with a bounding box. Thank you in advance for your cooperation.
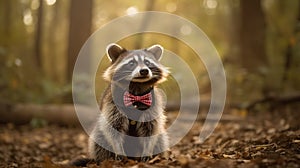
[0,103,96,126]
[245,93,300,111]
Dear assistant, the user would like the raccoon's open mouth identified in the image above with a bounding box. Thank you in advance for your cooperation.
[131,76,152,82]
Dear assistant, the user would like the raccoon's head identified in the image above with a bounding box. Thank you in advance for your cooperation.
[103,43,169,85]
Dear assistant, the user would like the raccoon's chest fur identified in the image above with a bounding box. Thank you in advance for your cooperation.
[100,84,162,135]
[92,84,165,158]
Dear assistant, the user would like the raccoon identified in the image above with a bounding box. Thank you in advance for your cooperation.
[72,43,170,166]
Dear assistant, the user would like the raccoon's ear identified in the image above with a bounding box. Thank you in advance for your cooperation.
[146,44,164,61]
[106,43,126,63]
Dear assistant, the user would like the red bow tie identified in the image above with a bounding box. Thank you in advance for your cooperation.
[123,91,152,107]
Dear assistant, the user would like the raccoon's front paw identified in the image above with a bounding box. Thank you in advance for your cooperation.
[140,156,152,162]
[114,154,125,161]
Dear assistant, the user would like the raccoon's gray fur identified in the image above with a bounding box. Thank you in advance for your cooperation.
[88,43,170,164]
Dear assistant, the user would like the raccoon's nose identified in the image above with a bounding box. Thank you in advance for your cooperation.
[139,69,149,76]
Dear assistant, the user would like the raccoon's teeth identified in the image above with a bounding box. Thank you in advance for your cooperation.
[134,76,149,79]
[131,77,152,82]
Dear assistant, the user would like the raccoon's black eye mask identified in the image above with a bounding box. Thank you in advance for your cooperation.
[106,43,164,63]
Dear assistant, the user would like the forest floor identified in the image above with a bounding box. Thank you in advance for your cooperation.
[0,107,299,168]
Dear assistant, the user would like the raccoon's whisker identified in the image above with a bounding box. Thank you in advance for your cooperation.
[116,76,127,81]
[115,75,131,82]
[113,75,131,81]
[114,71,130,74]
[113,76,127,81]
[115,71,132,73]
[113,72,131,77]
[150,69,161,72]
[113,73,129,77]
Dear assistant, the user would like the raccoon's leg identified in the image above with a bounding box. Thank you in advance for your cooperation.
[140,130,169,161]
[140,136,157,161]
[101,115,128,160]
[136,122,158,161]
[107,127,126,160]
[153,132,169,157]
[89,128,115,164]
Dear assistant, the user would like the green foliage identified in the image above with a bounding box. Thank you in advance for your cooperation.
[37,79,72,104]
[30,118,48,128]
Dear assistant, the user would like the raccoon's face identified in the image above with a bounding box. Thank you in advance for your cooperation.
[103,43,169,84]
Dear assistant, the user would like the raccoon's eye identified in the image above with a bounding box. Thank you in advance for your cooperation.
[129,60,136,66]
[144,60,151,66]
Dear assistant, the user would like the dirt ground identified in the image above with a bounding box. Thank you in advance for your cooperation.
[0,107,299,168]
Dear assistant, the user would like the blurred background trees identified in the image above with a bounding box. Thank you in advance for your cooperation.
[0,0,299,110]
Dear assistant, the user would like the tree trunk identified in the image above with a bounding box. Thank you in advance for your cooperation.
[134,0,156,48]
[67,0,93,81]
[3,0,11,42]
[264,1,300,93]
[35,0,44,68]
[43,1,67,84]
[240,0,267,72]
